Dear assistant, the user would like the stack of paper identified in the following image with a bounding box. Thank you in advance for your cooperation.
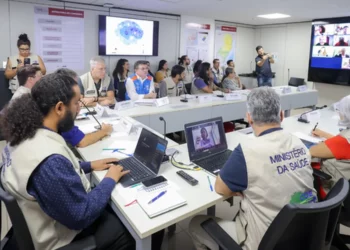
[134,99,156,106]
[293,132,324,143]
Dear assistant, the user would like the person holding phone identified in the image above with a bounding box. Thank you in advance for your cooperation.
[5,33,46,93]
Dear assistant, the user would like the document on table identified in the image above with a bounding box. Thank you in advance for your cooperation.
[101,140,137,157]
[293,132,324,143]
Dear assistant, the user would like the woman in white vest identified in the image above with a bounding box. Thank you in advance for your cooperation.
[5,33,46,93]
[79,56,115,107]
[189,87,316,250]
[0,74,163,250]
[310,95,350,189]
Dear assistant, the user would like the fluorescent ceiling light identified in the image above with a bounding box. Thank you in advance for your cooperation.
[257,13,291,19]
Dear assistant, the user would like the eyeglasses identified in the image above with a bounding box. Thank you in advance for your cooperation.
[19,48,30,52]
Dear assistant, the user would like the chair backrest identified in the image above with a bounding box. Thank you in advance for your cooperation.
[185,83,191,95]
[115,78,126,102]
[258,178,349,250]
[288,77,305,87]
[0,184,35,250]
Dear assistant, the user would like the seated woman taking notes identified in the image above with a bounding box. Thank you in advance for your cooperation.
[309,95,350,190]
[191,62,228,95]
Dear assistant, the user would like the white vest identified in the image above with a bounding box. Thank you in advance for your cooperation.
[10,86,31,102]
[163,77,183,97]
[8,54,39,93]
[321,129,350,186]
[1,129,91,250]
[235,130,316,250]
[183,65,193,84]
[80,72,111,98]
[212,67,224,83]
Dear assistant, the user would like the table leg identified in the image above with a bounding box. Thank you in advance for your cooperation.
[168,224,176,236]
[207,206,216,216]
[136,236,152,250]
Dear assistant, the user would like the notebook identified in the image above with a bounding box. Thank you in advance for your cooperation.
[137,187,187,218]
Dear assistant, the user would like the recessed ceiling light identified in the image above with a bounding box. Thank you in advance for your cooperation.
[103,3,114,7]
[257,13,290,19]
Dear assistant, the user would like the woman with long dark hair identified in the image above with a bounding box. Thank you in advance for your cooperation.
[5,33,46,93]
[155,60,169,83]
[193,60,202,76]
[112,59,129,101]
[191,62,228,94]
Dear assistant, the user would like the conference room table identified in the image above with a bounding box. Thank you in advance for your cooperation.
[77,107,340,250]
[82,86,318,135]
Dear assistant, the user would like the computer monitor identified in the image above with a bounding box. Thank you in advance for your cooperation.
[289,77,305,87]
[184,117,228,161]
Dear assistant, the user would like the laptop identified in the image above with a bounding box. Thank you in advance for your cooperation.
[184,117,232,175]
[118,128,168,187]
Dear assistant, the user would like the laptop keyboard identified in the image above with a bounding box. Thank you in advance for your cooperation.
[120,157,151,181]
[196,150,232,172]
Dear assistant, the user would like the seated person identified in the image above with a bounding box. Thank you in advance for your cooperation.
[112,59,129,102]
[155,60,170,83]
[159,65,185,98]
[125,60,157,101]
[310,95,350,189]
[196,127,214,149]
[146,61,156,79]
[335,37,349,46]
[189,87,316,250]
[79,56,115,107]
[56,68,113,148]
[221,67,244,91]
[10,65,42,101]
[211,59,224,86]
[191,62,227,94]
[0,73,164,250]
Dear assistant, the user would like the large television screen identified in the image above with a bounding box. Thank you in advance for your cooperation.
[98,15,159,56]
[308,17,350,85]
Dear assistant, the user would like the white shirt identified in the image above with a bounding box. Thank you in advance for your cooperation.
[125,74,155,101]
[11,86,31,102]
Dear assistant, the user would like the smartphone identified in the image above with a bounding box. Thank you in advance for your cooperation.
[24,58,30,65]
[142,176,167,187]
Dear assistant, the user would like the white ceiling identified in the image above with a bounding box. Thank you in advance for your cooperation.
[55,0,350,25]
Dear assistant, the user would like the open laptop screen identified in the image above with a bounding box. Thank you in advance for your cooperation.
[134,128,168,174]
[184,117,227,161]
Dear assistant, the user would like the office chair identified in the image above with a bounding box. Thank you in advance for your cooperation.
[0,184,96,250]
[185,83,191,94]
[288,77,305,87]
[200,178,349,250]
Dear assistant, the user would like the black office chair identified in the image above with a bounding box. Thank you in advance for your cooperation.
[0,184,96,250]
[200,178,349,250]
[288,77,305,87]
[185,83,191,94]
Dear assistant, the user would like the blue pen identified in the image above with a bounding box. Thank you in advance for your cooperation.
[148,190,167,204]
[207,176,213,192]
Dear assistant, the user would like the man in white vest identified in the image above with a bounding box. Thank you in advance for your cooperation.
[79,56,115,107]
[211,59,224,86]
[158,65,186,98]
[10,65,42,102]
[0,73,136,250]
[189,87,317,250]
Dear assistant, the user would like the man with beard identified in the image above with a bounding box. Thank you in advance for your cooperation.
[158,65,186,97]
[178,55,194,86]
[0,74,164,250]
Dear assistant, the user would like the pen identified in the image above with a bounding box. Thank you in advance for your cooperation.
[207,176,213,192]
[313,122,319,131]
[148,190,167,204]
[130,183,142,188]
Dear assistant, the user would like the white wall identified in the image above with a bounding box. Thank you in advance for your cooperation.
[0,0,180,75]
[254,22,312,86]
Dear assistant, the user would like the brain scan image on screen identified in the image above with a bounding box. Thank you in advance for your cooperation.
[116,21,144,45]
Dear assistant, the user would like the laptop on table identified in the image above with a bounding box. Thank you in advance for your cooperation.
[184,117,232,175]
[118,128,168,187]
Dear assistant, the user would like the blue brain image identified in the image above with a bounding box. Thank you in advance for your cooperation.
[116,21,144,45]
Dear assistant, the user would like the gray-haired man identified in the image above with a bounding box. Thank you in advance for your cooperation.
[79,56,115,107]
[189,87,316,250]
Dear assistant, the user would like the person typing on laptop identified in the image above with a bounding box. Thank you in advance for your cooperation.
[189,87,316,250]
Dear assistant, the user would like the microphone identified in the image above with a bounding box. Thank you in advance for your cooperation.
[79,100,102,129]
[159,116,166,140]
[297,105,327,123]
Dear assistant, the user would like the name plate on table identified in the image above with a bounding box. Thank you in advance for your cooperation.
[96,104,109,118]
[225,92,242,101]
[198,95,213,103]
[120,118,133,134]
[305,110,321,122]
[297,85,308,92]
[116,100,134,111]
[282,87,292,94]
[155,96,170,107]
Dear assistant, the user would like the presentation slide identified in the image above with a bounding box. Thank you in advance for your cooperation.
[105,16,154,56]
[310,23,350,70]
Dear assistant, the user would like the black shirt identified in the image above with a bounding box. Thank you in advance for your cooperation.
[255,55,272,78]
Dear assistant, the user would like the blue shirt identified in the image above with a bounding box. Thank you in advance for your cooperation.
[61,126,85,147]
[255,55,272,78]
[27,154,116,230]
[194,78,207,90]
[220,127,283,192]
